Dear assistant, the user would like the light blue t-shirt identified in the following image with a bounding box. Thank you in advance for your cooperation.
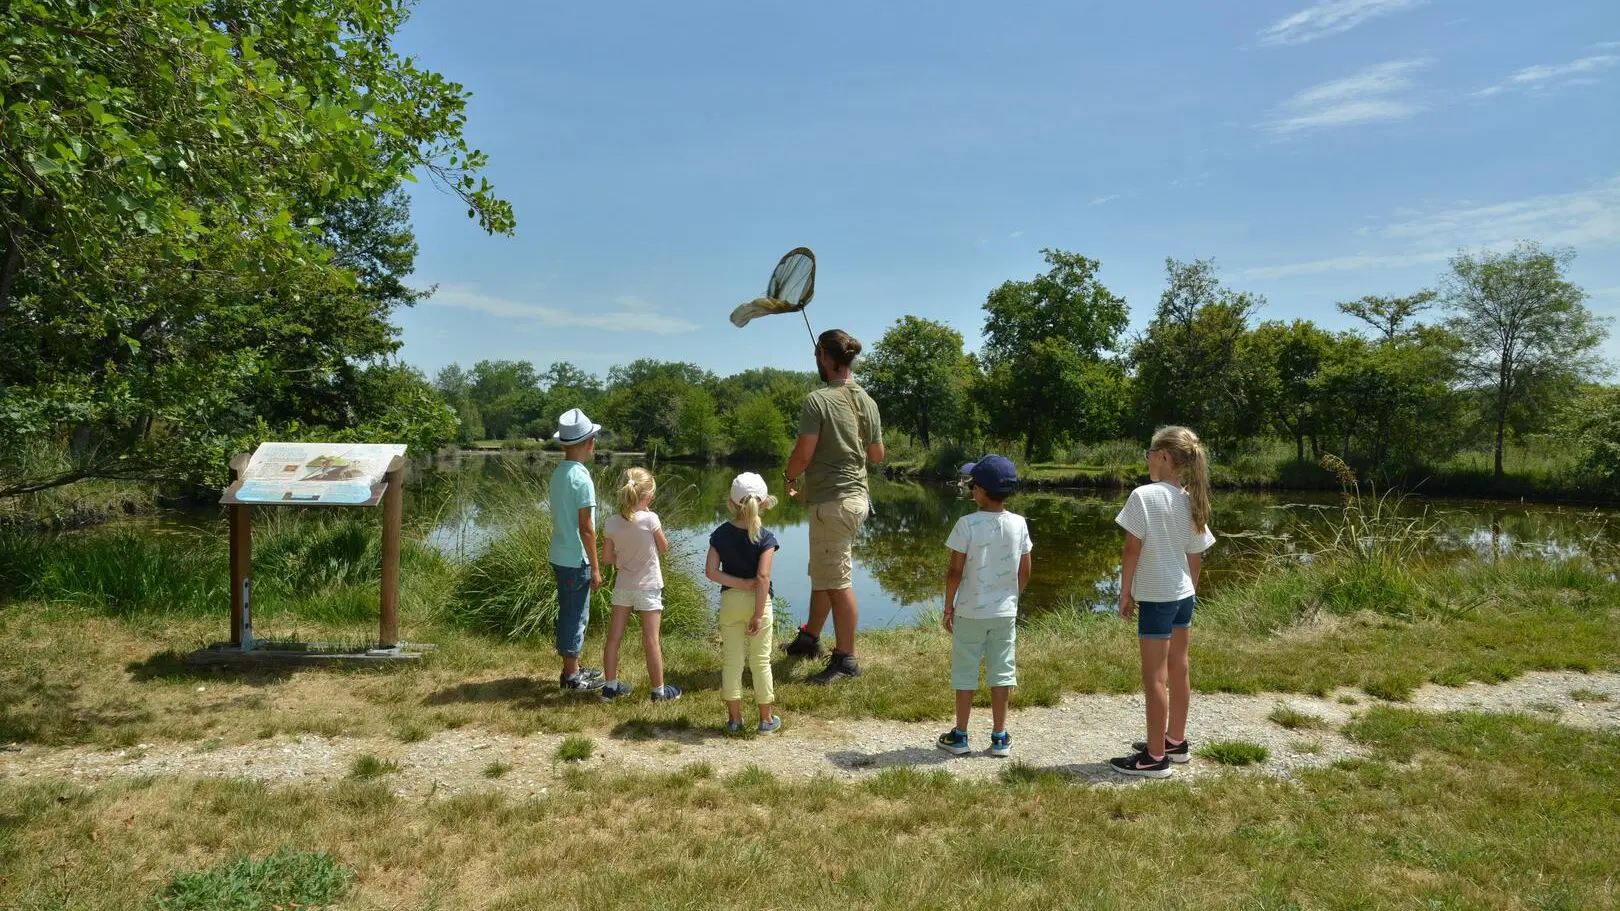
[548,460,597,567]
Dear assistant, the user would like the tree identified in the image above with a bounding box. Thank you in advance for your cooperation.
[861,316,973,448]
[0,0,513,495]
[1443,243,1608,478]
[1249,320,1335,462]
[1130,259,1267,450]
[1564,386,1620,497]
[603,360,716,450]
[728,393,790,462]
[979,250,1130,460]
[1337,291,1436,343]
[673,387,726,460]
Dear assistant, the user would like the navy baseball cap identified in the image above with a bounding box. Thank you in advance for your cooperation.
[960,454,1019,495]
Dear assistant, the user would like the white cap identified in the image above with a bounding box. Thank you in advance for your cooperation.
[552,407,601,445]
[729,472,777,509]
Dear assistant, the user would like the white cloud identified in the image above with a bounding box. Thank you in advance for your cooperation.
[1263,60,1428,135]
[1008,230,1024,238]
[428,284,699,334]
[1258,0,1428,46]
[1088,195,1120,206]
[1241,177,1620,278]
[1472,54,1620,98]
[1596,41,1620,50]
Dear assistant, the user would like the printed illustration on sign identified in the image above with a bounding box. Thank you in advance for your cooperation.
[230,443,407,505]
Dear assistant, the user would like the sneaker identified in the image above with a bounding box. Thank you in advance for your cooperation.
[1110,750,1173,779]
[560,672,606,692]
[782,627,824,659]
[650,684,682,702]
[989,731,1012,758]
[598,681,633,702]
[757,715,783,735]
[725,720,744,735]
[807,652,861,686]
[1132,737,1192,763]
[936,728,970,755]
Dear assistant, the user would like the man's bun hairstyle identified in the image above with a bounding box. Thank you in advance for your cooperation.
[817,328,862,368]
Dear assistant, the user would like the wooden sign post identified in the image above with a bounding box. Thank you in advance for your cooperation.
[190,443,425,666]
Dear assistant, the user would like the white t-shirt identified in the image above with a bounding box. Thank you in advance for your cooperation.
[603,510,663,591]
[1115,482,1216,603]
[945,510,1033,619]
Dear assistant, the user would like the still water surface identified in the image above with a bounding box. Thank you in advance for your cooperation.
[426,455,1619,630]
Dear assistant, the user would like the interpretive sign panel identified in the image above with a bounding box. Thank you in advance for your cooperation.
[221,442,408,506]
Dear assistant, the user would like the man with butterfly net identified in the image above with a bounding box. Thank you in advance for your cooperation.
[731,249,883,684]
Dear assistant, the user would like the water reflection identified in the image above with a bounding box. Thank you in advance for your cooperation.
[421,454,1619,630]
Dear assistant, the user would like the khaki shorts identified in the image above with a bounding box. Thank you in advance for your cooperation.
[807,495,869,591]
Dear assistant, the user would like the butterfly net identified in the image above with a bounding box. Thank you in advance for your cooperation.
[729,247,817,328]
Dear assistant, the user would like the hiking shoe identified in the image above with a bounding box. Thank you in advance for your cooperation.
[1110,750,1173,779]
[782,627,824,659]
[1132,738,1191,763]
[560,671,605,692]
[598,681,633,702]
[807,652,861,685]
[758,715,783,735]
[650,684,683,702]
[937,728,970,755]
[990,731,1012,758]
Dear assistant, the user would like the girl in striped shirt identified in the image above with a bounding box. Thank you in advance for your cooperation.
[1110,426,1216,778]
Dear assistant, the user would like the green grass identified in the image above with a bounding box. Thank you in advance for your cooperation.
[153,848,354,911]
[3,709,1614,909]
[483,761,513,779]
[555,735,595,762]
[1199,740,1270,766]
[1267,703,1327,730]
[347,754,401,780]
[1570,689,1610,703]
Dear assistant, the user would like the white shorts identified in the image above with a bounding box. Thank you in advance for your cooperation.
[610,587,664,612]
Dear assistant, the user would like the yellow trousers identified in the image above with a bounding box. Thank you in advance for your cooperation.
[719,588,774,704]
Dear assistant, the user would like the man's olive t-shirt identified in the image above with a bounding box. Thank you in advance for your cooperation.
[797,380,883,505]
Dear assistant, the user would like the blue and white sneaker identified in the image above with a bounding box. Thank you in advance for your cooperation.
[650,684,682,702]
[725,720,745,735]
[598,681,633,702]
[936,728,970,755]
[758,715,783,735]
[990,730,1012,757]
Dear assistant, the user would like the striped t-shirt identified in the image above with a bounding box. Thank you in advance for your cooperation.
[1115,482,1216,603]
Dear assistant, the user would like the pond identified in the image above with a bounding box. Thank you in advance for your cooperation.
[423,454,1620,630]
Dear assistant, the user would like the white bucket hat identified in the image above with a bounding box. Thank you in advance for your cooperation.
[730,472,778,509]
[552,407,601,445]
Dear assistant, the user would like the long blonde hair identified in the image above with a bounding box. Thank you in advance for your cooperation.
[1151,425,1210,534]
[616,467,656,520]
[728,494,775,544]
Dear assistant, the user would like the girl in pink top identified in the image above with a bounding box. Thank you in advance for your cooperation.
[599,468,680,702]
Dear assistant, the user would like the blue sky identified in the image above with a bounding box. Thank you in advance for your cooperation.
[393,0,1620,381]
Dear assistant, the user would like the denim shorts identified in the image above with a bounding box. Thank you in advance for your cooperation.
[1137,595,1195,640]
[552,562,592,657]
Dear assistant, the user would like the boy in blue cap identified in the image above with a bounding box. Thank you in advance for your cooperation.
[938,454,1033,758]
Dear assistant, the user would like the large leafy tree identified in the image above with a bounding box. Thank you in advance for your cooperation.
[603,360,717,451]
[861,316,975,448]
[1442,243,1608,478]
[1129,258,1267,451]
[1248,319,1335,462]
[977,249,1129,460]
[1,0,513,495]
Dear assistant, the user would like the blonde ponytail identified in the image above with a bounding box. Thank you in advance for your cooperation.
[1151,425,1211,534]
[732,495,764,544]
[616,467,656,520]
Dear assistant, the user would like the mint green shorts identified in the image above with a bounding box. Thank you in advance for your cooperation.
[950,615,1017,691]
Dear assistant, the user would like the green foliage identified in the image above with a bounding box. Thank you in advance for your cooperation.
[1198,740,1270,766]
[861,316,976,448]
[1267,704,1326,730]
[347,754,401,779]
[155,848,354,911]
[1130,258,1268,450]
[673,387,726,460]
[1,0,511,497]
[1444,243,1608,477]
[978,250,1130,460]
[728,392,792,463]
[1565,386,1620,497]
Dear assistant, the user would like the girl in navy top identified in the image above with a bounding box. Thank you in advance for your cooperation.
[706,472,782,734]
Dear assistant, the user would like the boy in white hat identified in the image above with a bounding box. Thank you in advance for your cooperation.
[551,407,606,691]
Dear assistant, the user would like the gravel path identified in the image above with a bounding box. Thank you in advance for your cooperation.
[3,672,1615,798]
